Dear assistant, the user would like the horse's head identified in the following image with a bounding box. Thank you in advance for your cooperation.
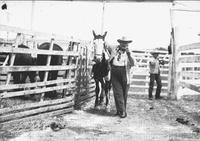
[92,30,107,60]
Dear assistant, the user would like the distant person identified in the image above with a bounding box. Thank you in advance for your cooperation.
[105,36,134,118]
[148,49,165,100]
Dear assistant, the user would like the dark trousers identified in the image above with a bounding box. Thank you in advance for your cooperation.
[148,73,162,98]
[111,66,129,113]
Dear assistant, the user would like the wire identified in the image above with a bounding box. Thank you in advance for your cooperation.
[172,1,200,12]
[173,1,188,8]
[172,8,200,13]
[101,0,106,35]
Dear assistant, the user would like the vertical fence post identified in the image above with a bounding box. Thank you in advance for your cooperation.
[63,42,70,97]
[170,26,178,100]
[5,33,21,86]
[40,38,54,101]
[1,33,20,108]
[169,5,178,100]
[85,44,89,97]
[145,52,150,94]
[74,42,80,81]
[73,42,80,100]
[74,43,83,109]
[31,35,37,59]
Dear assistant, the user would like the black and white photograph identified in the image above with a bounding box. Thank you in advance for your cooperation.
[1,0,200,140]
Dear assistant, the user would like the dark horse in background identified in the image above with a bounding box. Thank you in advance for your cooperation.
[92,30,111,110]
[12,44,37,85]
[0,44,37,99]
[1,42,63,100]
[0,34,37,86]
[37,42,63,99]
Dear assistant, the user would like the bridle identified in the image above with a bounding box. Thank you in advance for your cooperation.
[92,30,107,60]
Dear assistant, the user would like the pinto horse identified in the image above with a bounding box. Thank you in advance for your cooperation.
[92,30,111,109]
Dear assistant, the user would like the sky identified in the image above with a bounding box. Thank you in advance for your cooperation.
[0,1,200,50]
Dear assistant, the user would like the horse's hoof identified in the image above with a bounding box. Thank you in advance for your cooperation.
[94,106,99,110]
[106,106,111,112]
[97,106,101,110]
[106,108,111,112]
[99,102,105,107]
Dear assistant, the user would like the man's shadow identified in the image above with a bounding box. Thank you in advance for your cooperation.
[85,107,115,117]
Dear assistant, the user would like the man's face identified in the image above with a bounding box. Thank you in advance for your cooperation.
[119,42,128,51]
[152,53,159,58]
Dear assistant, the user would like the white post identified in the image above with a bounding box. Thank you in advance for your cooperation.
[31,0,35,31]
[101,1,106,35]
[169,3,177,100]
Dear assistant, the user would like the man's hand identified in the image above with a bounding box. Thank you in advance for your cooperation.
[126,47,134,67]
[126,47,131,56]
[103,42,109,50]
[159,60,165,65]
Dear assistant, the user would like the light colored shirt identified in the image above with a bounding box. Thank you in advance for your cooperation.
[105,43,134,84]
[112,50,128,66]
[149,57,160,74]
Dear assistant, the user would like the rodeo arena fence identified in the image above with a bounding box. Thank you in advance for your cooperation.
[0,24,96,124]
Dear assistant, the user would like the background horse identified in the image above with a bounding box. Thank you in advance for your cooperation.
[92,30,111,110]
[12,44,37,85]
[0,43,37,100]
[37,42,63,99]
[0,34,37,86]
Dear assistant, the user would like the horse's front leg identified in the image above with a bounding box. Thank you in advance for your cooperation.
[104,72,111,105]
[94,79,100,107]
[105,82,111,112]
[105,80,110,106]
[99,78,105,106]
[104,72,111,112]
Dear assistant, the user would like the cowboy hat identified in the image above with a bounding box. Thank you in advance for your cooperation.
[117,36,132,44]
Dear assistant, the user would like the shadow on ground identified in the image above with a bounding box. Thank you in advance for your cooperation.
[85,107,115,117]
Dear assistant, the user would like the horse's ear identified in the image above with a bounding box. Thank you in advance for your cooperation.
[103,31,107,40]
[92,30,96,39]
[103,31,107,37]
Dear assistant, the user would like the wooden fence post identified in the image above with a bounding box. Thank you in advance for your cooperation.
[171,26,178,100]
[72,42,81,100]
[74,42,80,81]
[5,33,21,86]
[40,38,54,101]
[74,43,83,109]
[31,35,37,59]
[85,44,89,98]
[0,33,20,108]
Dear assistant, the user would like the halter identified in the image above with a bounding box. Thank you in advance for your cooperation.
[92,30,107,61]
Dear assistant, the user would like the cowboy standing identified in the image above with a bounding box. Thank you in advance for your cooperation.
[105,36,134,118]
[148,49,164,100]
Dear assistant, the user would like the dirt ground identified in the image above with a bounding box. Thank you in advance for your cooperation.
[1,94,200,141]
